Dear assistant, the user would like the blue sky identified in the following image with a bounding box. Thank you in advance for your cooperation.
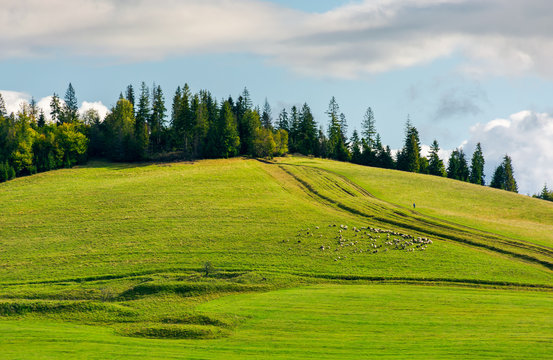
[1,0,553,194]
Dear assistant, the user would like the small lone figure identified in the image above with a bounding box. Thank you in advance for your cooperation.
[413,203,416,209]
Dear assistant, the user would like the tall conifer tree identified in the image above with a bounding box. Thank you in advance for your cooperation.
[469,142,485,185]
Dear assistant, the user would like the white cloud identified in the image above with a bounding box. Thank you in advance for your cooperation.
[0,90,30,115]
[465,111,553,195]
[2,0,553,78]
[1,90,108,122]
[80,101,109,121]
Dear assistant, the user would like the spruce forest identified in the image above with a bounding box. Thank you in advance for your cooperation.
[0,82,527,196]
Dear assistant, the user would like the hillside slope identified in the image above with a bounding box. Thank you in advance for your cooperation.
[1,156,552,358]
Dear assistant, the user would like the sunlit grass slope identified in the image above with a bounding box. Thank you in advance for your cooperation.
[1,157,551,284]
[281,156,553,248]
[1,156,552,358]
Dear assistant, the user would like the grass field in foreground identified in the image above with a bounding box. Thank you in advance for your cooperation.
[1,284,552,359]
[1,156,553,358]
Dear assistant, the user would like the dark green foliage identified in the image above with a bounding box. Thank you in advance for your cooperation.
[150,85,166,153]
[316,126,328,158]
[37,110,46,128]
[428,140,446,177]
[277,108,289,132]
[50,93,62,125]
[491,155,518,193]
[447,149,470,181]
[533,184,553,202]
[469,143,485,185]
[125,84,135,108]
[361,106,376,148]
[134,82,151,159]
[203,262,215,277]
[261,98,273,130]
[62,83,79,124]
[350,130,362,164]
[0,93,7,118]
[216,101,240,158]
[326,97,350,161]
[288,106,300,153]
[102,99,139,161]
[397,119,420,173]
[296,104,318,156]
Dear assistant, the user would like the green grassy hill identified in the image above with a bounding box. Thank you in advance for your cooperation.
[1,156,552,358]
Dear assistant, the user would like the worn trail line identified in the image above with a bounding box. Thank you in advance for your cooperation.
[274,162,553,274]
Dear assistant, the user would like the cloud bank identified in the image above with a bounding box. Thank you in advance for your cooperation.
[464,110,553,195]
[2,0,553,78]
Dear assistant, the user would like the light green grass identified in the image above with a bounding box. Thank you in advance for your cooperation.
[1,156,553,358]
[281,157,553,248]
[1,284,552,359]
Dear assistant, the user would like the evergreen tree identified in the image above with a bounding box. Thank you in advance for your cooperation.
[62,83,79,123]
[427,140,446,177]
[217,101,240,158]
[326,97,349,161]
[37,109,46,128]
[316,126,328,158]
[297,103,318,155]
[261,98,273,130]
[288,106,300,153]
[277,108,289,131]
[150,85,166,153]
[29,97,38,126]
[533,184,553,201]
[125,84,135,108]
[170,84,193,153]
[397,118,420,172]
[447,149,469,181]
[350,130,362,164]
[469,142,485,185]
[501,155,518,192]
[135,82,150,158]
[0,93,7,118]
[361,106,376,148]
[50,93,62,125]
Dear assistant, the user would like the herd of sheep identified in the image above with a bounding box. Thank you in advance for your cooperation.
[285,224,433,261]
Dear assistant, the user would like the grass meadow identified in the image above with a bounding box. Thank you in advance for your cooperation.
[0,156,552,358]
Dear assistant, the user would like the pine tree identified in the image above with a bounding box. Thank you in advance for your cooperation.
[150,85,166,153]
[447,149,469,181]
[427,140,446,177]
[37,109,46,128]
[261,98,273,130]
[62,83,78,123]
[361,106,376,148]
[277,108,289,131]
[135,82,150,158]
[502,155,518,192]
[50,93,62,125]
[126,84,135,108]
[469,142,485,185]
[297,103,318,155]
[350,130,362,164]
[490,155,518,192]
[288,106,300,153]
[0,93,7,118]
[326,97,349,161]
[218,101,240,158]
[397,117,420,172]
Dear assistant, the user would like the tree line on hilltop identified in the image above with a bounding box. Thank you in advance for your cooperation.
[0,83,524,196]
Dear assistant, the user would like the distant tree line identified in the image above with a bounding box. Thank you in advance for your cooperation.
[533,184,553,202]
[0,83,520,194]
